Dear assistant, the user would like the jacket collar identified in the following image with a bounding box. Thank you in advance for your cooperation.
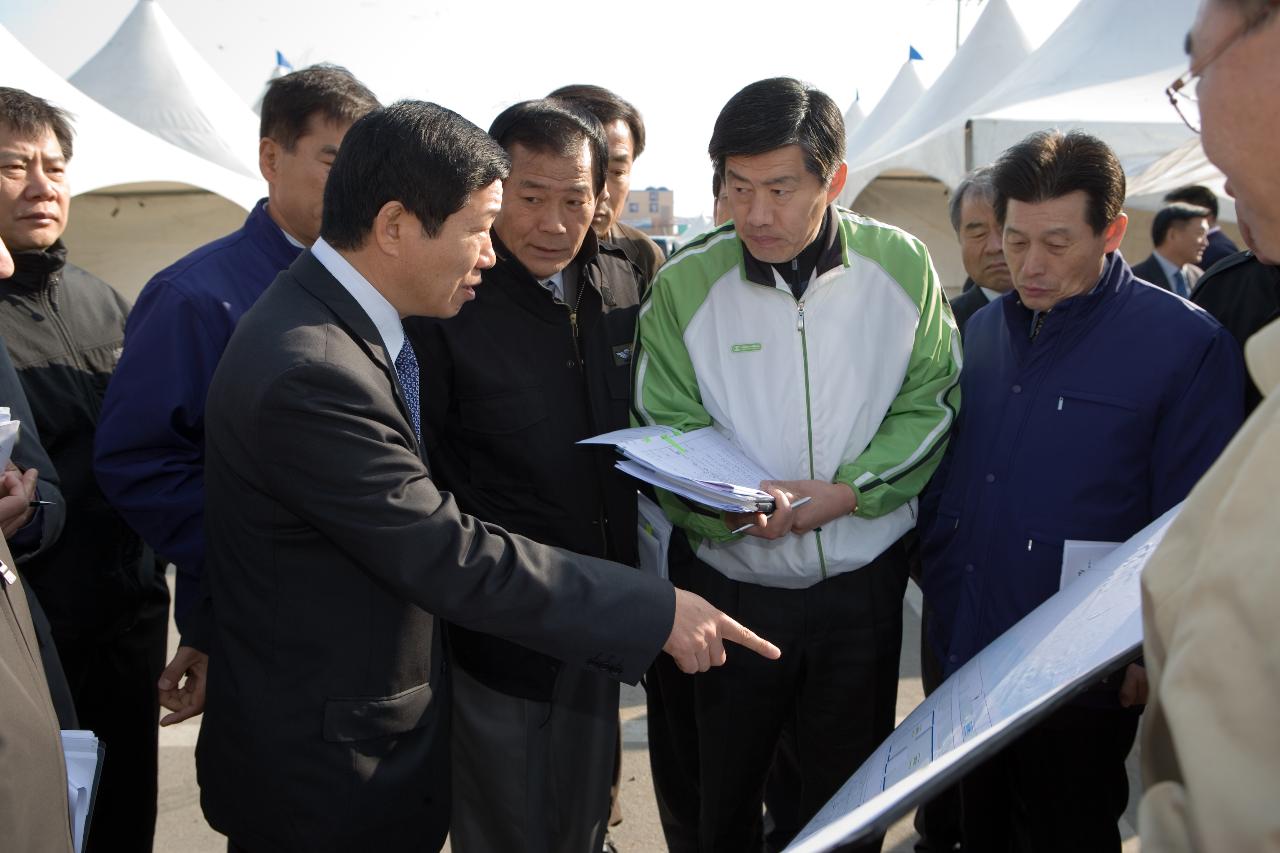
[248,198,306,270]
[1003,250,1131,331]
[490,228,601,285]
[290,249,393,373]
[740,205,844,288]
[1247,312,1280,396]
[6,240,67,292]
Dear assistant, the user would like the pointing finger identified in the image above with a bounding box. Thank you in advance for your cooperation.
[720,615,781,660]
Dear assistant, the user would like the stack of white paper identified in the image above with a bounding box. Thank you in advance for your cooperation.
[581,425,776,513]
[61,729,104,853]
[0,406,20,472]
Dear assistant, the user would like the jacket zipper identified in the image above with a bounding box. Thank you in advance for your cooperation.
[796,298,828,579]
[40,281,103,418]
[565,279,608,557]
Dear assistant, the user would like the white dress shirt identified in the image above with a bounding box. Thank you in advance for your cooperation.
[311,237,405,360]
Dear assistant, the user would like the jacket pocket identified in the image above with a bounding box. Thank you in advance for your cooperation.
[1055,388,1139,412]
[457,388,547,489]
[322,681,434,743]
[457,388,547,434]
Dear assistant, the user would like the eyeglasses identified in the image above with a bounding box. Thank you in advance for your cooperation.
[1166,0,1280,133]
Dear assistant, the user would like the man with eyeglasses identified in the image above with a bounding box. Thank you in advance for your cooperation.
[1140,1,1280,850]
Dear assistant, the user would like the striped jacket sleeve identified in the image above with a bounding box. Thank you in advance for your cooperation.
[834,241,962,518]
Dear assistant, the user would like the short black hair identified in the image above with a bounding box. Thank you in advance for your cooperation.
[991,130,1125,235]
[488,99,607,196]
[1163,184,1218,219]
[712,169,723,199]
[320,101,510,249]
[547,84,647,159]
[1152,202,1211,246]
[949,166,997,233]
[708,77,844,184]
[0,87,74,161]
[260,64,380,151]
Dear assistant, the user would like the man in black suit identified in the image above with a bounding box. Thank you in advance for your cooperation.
[947,166,1013,335]
[1164,183,1239,269]
[1131,203,1210,296]
[197,100,778,853]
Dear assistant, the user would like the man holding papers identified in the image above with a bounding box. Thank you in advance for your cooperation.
[918,130,1243,852]
[633,77,961,851]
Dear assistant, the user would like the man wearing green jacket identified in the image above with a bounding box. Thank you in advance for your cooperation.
[634,77,961,852]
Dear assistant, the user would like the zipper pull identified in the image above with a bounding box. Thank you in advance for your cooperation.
[1057,396,1064,411]
[797,302,805,332]
[569,310,579,339]
[1027,539,1033,552]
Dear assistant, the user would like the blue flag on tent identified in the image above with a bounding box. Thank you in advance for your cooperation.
[908,45,923,61]
[275,50,294,71]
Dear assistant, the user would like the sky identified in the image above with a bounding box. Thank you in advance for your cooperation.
[1,0,1083,218]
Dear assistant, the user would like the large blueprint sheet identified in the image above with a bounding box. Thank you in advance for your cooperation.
[785,504,1180,852]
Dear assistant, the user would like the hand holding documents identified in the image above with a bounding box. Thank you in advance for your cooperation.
[580,425,780,513]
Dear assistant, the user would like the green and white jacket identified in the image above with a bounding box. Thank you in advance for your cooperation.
[633,206,962,588]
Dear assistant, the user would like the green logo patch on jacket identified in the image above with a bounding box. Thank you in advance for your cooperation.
[730,342,763,353]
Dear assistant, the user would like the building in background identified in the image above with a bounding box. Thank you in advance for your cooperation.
[622,187,675,235]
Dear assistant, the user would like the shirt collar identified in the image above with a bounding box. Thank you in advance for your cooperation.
[540,270,565,303]
[1152,250,1183,282]
[312,237,404,359]
[979,286,1002,303]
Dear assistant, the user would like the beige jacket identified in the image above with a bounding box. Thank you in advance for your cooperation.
[1139,318,1280,851]
[0,533,74,852]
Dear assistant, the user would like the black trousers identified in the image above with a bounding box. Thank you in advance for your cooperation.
[648,536,908,853]
[959,704,1139,853]
[59,587,169,853]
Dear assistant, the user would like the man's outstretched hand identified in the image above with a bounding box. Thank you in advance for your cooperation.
[158,645,209,726]
[663,587,781,673]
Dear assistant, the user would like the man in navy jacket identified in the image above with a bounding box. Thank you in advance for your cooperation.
[93,66,377,717]
[919,130,1244,853]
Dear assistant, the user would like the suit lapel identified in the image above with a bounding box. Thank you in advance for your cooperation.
[288,251,424,461]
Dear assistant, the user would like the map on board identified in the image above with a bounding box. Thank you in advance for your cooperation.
[784,504,1180,853]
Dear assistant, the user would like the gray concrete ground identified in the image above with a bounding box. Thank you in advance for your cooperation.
[154,575,1140,852]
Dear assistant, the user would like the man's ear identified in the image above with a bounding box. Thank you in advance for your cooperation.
[373,201,406,257]
[826,162,848,204]
[1103,211,1128,253]
[259,138,279,183]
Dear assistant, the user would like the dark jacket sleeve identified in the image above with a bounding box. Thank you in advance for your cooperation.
[1149,324,1245,517]
[0,339,64,562]
[254,359,675,683]
[94,280,222,635]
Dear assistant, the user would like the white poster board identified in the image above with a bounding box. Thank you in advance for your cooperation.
[785,504,1180,852]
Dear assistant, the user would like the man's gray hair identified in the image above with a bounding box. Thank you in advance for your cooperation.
[949,166,997,233]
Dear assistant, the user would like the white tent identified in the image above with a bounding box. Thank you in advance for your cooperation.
[1126,137,1234,219]
[964,0,1197,173]
[840,0,1032,204]
[70,0,261,177]
[844,58,924,163]
[835,0,1207,290]
[2,23,263,298]
[843,0,1198,199]
[843,96,865,140]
